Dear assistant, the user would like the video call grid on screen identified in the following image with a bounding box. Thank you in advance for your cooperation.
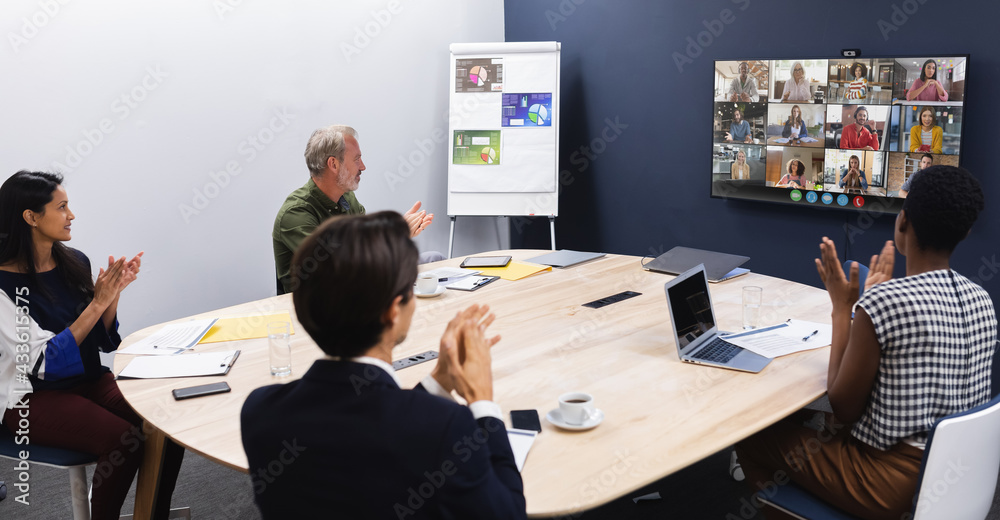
[711,56,968,213]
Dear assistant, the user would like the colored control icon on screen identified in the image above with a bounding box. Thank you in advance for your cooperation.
[837,194,849,206]
[821,193,833,205]
[805,191,818,203]
[789,190,802,202]
[853,196,864,208]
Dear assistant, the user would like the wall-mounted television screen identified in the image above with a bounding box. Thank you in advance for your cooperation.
[711,56,967,212]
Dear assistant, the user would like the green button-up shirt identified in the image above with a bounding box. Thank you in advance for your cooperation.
[272,178,365,293]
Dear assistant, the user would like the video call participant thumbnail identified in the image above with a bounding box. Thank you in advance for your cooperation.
[782,105,808,139]
[909,107,942,154]
[776,159,809,188]
[782,61,811,102]
[728,61,760,102]
[906,59,949,102]
[899,153,933,198]
[839,154,869,193]
[840,106,879,151]
[845,62,868,102]
[726,107,753,144]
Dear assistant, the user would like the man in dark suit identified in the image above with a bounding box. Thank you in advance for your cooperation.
[241,211,526,519]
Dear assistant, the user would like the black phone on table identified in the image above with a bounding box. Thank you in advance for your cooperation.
[510,409,542,432]
[172,381,231,400]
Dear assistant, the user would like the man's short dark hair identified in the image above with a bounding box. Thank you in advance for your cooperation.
[291,211,418,357]
[902,165,984,252]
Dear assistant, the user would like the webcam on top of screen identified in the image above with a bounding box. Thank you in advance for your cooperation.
[842,49,862,57]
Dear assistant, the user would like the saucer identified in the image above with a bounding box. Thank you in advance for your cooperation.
[415,285,446,298]
[546,408,604,431]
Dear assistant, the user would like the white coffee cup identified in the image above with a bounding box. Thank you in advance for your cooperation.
[558,392,596,425]
[416,273,437,294]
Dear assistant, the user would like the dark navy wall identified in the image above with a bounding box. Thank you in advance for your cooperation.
[505,0,1000,302]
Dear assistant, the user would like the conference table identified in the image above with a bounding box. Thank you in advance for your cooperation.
[115,250,833,519]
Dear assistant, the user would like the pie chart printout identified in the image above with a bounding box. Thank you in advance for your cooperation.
[455,57,504,93]
[501,93,553,127]
[452,130,502,165]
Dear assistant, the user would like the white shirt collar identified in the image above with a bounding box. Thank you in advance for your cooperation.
[324,355,401,388]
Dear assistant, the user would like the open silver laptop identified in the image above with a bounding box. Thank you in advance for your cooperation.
[663,264,771,373]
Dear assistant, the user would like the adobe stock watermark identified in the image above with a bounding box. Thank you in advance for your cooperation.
[392,417,506,518]
[213,0,249,21]
[382,92,493,192]
[7,0,72,54]
[250,438,307,495]
[968,255,1000,287]
[511,115,628,235]
[50,65,169,174]
[341,0,403,63]
[877,0,930,41]
[545,0,586,31]
[844,195,895,245]
[729,413,845,520]
[177,107,295,223]
[672,0,751,73]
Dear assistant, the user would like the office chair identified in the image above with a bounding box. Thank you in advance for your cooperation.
[0,426,96,519]
[842,260,869,299]
[756,392,1000,519]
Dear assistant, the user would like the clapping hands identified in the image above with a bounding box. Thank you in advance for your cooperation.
[403,201,434,238]
[431,304,501,403]
[815,238,895,312]
[94,252,143,308]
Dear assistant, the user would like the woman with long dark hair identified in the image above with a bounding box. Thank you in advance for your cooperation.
[0,171,182,519]
[906,59,949,101]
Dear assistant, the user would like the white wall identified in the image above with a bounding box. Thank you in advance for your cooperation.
[1,0,506,334]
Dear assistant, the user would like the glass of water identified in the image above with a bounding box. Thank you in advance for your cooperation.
[267,321,292,376]
[742,286,763,330]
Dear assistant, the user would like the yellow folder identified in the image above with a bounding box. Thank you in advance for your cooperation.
[198,312,294,343]
[475,261,552,281]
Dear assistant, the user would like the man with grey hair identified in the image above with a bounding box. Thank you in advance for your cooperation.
[272,125,438,294]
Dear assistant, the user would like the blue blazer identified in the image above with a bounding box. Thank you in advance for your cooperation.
[781,118,808,139]
[241,359,526,519]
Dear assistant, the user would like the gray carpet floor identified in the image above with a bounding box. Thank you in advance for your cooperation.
[4,446,1000,519]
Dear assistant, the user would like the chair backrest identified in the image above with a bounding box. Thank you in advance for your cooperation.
[841,260,869,298]
[911,394,1000,520]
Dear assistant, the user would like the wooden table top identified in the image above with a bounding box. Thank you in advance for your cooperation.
[115,250,832,517]
[766,136,825,148]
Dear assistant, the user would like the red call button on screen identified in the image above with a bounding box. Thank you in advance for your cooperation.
[853,196,864,208]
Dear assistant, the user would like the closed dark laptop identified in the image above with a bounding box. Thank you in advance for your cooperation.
[645,246,749,282]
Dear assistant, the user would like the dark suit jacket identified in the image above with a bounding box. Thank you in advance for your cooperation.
[241,359,526,519]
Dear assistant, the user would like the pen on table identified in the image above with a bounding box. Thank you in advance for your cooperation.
[801,330,819,342]
[221,350,241,368]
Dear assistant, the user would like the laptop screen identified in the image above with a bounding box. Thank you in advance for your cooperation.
[665,268,716,351]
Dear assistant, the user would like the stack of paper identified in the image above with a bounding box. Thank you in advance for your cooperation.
[118,318,218,355]
[721,319,832,358]
[118,350,240,379]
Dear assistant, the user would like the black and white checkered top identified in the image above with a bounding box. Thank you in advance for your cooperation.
[853,269,997,450]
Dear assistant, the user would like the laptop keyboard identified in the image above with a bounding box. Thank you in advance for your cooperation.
[692,337,741,363]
